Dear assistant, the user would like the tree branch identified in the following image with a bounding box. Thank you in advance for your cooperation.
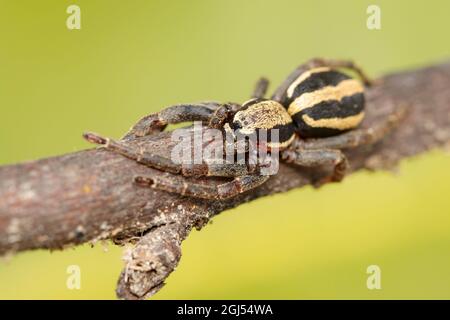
[1,61,450,299]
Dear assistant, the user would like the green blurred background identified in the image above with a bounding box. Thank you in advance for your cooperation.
[1,0,450,299]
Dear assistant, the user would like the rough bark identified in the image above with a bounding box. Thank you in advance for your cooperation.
[1,61,450,299]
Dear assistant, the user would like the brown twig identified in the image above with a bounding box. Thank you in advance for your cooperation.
[1,61,450,299]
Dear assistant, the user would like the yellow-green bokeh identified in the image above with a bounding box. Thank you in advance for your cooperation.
[0,0,449,299]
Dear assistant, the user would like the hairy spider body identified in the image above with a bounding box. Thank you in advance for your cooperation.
[230,98,296,150]
[84,58,405,200]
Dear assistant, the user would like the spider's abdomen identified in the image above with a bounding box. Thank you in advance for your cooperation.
[285,67,365,138]
[232,99,295,149]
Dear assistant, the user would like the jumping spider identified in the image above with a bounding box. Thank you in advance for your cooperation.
[84,58,404,200]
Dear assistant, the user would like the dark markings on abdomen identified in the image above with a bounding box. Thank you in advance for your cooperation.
[292,93,365,138]
[285,70,351,105]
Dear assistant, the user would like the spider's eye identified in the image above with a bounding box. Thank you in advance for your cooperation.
[231,120,242,130]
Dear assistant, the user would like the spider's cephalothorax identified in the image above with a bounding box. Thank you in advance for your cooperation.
[84,58,405,200]
[229,98,296,150]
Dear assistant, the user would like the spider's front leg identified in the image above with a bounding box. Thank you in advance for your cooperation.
[122,76,270,141]
[83,131,263,176]
[83,132,182,173]
[121,74,271,140]
[135,173,270,200]
[121,102,223,141]
[84,131,270,199]
[121,101,244,142]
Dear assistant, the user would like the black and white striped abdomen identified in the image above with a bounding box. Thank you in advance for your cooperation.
[285,67,365,138]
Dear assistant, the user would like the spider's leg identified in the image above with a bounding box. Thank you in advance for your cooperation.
[135,174,270,200]
[251,77,270,99]
[307,58,373,86]
[121,102,222,141]
[182,162,258,178]
[84,132,259,177]
[281,148,348,186]
[271,57,373,103]
[83,132,182,174]
[291,106,407,151]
